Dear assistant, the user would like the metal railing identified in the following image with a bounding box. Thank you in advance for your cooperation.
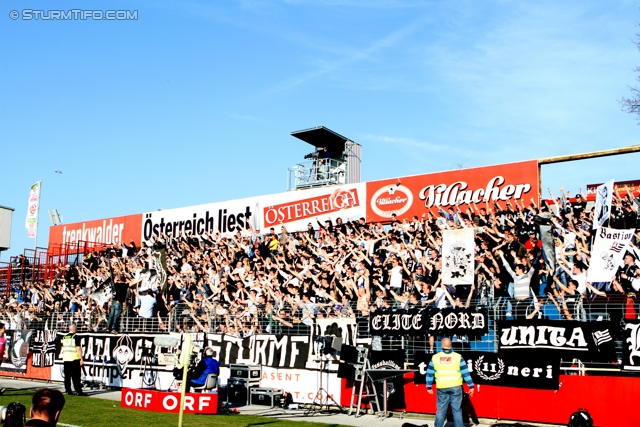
[288,158,347,190]
[27,297,633,371]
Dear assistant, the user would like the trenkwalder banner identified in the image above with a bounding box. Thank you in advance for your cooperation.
[369,308,488,336]
[411,351,560,390]
[497,320,616,362]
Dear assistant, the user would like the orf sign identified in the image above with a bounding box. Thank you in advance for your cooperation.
[121,388,218,414]
[366,160,539,222]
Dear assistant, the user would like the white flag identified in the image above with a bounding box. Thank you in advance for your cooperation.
[25,181,41,238]
[593,179,614,229]
[587,227,634,282]
[442,228,475,285]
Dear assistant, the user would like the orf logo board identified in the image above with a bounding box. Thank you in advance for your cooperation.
[366,160,539,222]
[121,388,218,414]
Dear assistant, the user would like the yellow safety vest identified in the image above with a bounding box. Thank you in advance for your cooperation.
[432,351,463,389]
[61,334,80,362]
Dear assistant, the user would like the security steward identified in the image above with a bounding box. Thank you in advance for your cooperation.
[426,338,474,427]
[60,324,87,396]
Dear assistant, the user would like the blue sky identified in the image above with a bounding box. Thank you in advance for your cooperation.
[1,0,640,259]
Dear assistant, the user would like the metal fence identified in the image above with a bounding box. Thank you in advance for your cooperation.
[27,296,632,372]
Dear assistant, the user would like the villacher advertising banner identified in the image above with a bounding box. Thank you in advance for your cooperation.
[497,320,616,362]
[366,160,539,222]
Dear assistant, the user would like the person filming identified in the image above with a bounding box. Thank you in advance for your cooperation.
[187,347,220,390]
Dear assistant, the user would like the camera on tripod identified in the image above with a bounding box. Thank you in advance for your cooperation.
[314,335,342,356]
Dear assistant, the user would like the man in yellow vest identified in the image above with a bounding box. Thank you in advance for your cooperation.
[426,338,474,427]
[60,324,87,396]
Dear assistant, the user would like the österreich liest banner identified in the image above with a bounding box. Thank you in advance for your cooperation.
[587,227,634,282]
[442,228,475,285]
[497,320,616,362]
[366,160,539,222]
[369,308,487,336]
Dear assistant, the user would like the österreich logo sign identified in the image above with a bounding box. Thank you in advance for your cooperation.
[370,184,413,218]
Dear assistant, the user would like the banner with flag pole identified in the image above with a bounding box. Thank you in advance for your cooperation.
[25,180,41,248]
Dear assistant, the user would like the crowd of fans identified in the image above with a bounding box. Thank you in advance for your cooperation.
[2,186,640,342]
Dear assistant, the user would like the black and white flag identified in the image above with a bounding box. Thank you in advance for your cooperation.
[442,228,475,285]
[498,320,616,362]
[587,227,634,282]
[369,309,425,336]
[593,179,614,229]
[428,308,488,336]
[463,351,560,390]
[32,329,58,368]
[623,321,640,370]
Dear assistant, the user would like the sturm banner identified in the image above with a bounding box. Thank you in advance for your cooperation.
[497,320,616,362]
[206,334,311,370]
[587,227,634,282]
[442,228,475,285]
[31,329,58,368]
[0,330,32,373]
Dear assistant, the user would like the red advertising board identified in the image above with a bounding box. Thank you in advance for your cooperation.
[263,187,361,228]
[586,179,640,201]
[366,160,539,222]
[120,388,218,414]
[48,214,143,247]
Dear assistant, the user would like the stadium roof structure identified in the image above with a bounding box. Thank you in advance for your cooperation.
[290,126,351,155]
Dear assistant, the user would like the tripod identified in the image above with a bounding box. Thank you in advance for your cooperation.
[139,350,159,390]
[304,358,345,416]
